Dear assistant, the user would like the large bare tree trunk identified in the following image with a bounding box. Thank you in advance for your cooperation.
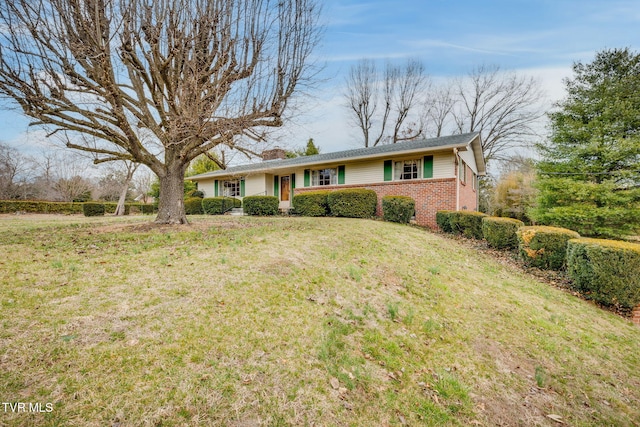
[155,167,188,224]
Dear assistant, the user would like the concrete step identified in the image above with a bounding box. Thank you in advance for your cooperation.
[228,207,244,216]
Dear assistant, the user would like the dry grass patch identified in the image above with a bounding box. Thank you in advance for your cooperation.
[0,215,639,426]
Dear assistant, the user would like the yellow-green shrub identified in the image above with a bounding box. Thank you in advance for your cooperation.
[449,211,487,239]
[567,238,640,310]
[517,226,580,270]
[482,217,524,249]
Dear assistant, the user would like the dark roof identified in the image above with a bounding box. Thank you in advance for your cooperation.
[189,132,483,179]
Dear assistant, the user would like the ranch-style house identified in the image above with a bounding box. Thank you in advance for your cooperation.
[187,132,486,228]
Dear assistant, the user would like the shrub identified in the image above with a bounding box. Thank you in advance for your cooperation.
[243,195,279,216]
[436,210,455,233]
[516,226,580,270]
[292,191,330,217]
[104,203,131,215]
[567,238,640,310]
[482,216,524,249]
[184,197,204,215]
[0,200,84,214]
[185,189,204,199]
[382,196,415,224]
[327,189,377,219]
[202,197,242,215]
[449,211,487,239]
[83,202,105,217]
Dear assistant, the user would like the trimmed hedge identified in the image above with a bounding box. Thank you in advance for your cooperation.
[202,197,241,215]
[482,216,524,249]
[449,211,488,239]
[436,210,455,233]
[184,197,204,215]
[0,200,84,214]
[104,203,131,215]
[243,195,279,216]
[83,203,105,217]
[327,189,377,219]
[567,238,640,310]
[292,191,330,217]
[516,226,580,270]
[382,196,415,224]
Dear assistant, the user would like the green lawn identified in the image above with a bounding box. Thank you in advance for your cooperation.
[1,214,639,426]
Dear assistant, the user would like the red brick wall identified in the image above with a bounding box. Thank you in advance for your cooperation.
[632,305,640,326]
[458,164,478,212]
[294,179,457,229]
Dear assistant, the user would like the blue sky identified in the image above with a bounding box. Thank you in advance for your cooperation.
[2,0,640,157]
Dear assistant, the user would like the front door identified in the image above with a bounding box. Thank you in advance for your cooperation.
[280,176,290,202]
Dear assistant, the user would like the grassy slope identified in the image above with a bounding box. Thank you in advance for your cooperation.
[0,215,639,426]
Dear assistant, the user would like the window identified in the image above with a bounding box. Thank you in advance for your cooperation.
[394,159,421,180]
[223,179,241,197]
[311,168,337,186]
[459,159,467,184]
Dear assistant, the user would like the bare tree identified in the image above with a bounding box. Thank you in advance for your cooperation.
[452,65,544,162]
[345,58,428,147]
[0,142,32,199]
[424,81,457,138]
[0,0,321,223]
[344,59,380,148]
[132,166,154,204]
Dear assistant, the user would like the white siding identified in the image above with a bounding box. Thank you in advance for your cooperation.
[345,160,384,185]
[245,175,267,197]
[458,148,479,174]
[433,153,456,179]
[197,179,216,198]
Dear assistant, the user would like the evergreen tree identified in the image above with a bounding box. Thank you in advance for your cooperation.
[533,48,640,237]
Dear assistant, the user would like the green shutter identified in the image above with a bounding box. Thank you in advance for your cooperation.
[423,155,433,178]
[240,178,245,197]
[291,173,296,190]
[338,165,345,184]
[304,169,310,187]
[383,160,393,181]
[214,180,219,197]
[274,175,279,197]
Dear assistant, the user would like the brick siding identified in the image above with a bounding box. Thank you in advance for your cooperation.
[294,178,461,229]
[458,164,478,212]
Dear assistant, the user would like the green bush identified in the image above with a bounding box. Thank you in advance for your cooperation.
[382,196,415,224]
[482,216,524,249]
[202,197,242,215]
[327,189,377,219]
[517,226,580,270]
[185,189,204,199]
[83,202,105,217]
[243,195,279,216]
[567,238,640,310]
[436,210,455,233]
[449,211,488,239]
[184,197,204,215]
[292,191,330,217]
[103,203,131,215]
[0,200,84,214]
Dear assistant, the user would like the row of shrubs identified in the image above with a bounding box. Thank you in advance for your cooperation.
[437,210,640,313]
[0,200,156,216]
[292,189,415,224]
[189,190,416,224]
